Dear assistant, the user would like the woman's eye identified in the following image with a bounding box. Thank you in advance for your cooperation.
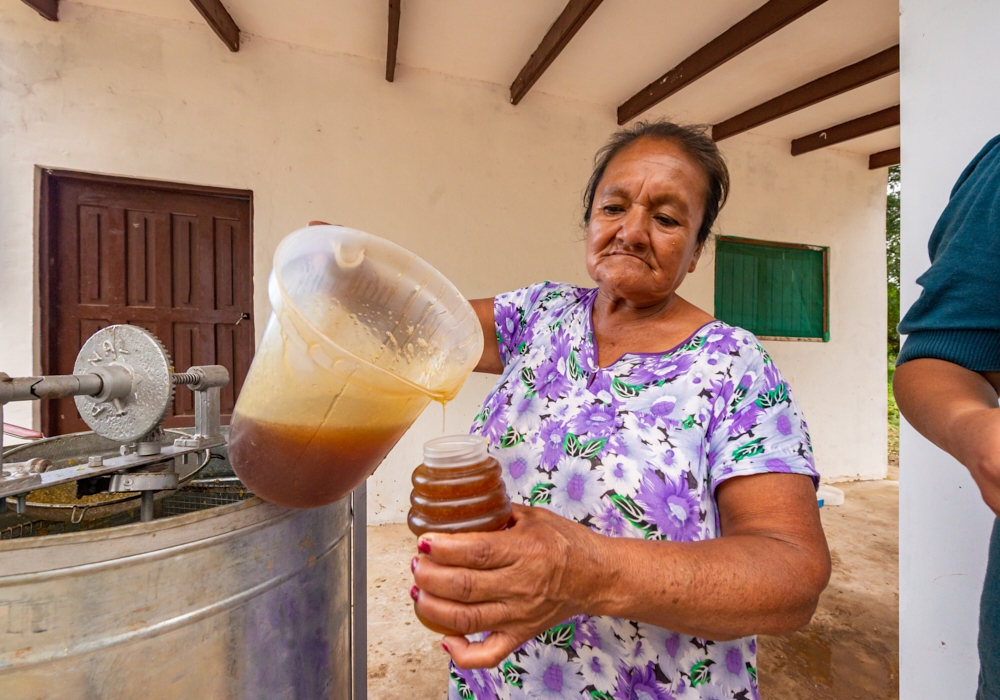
[655,215,678,227]
[602,205,625,215]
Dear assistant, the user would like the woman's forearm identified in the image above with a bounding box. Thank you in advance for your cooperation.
[584,531,828,640]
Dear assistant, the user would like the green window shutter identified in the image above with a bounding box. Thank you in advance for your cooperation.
[714,237,829,341]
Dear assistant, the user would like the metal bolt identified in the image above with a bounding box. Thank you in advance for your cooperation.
[88,455,104,467]
[124,478,133,488]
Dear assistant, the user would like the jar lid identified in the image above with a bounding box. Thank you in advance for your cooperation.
[423,435,489,467]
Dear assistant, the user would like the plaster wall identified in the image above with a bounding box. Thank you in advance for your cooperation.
[898,1,1000,696]
[0,2,885,527]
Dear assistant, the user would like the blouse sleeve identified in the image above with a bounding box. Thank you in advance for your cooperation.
[707,335,819,493]
[493,281,559,367]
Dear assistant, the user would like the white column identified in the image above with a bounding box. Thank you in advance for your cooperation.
[899,1,1000,697]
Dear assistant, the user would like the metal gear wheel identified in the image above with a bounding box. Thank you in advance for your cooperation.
[73,325,175,443]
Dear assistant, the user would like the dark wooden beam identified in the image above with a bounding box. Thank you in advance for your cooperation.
[188,0,239,52]
[510,0,605,105]
[21,0,58,21]
[712,44,899,141]
[869,147,900,169]
[386,0,401,82]
[617,0,829,125]
[791,105,899,155]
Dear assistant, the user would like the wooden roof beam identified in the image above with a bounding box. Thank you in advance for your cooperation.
[386,0,401,82]
[712,45,899,141]
[20,0,58,21]
[869,147,900,170]
[189,0,240,52]
[617,0,830,125]
[510,0,605,105]
[791,105,899,156]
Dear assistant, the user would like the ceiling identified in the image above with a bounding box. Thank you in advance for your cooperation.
[66,0,900,157]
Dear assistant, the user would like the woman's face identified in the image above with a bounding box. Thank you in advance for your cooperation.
[586,138,708,307]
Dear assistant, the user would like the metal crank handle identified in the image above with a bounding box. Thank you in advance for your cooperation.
[0,366,132,405]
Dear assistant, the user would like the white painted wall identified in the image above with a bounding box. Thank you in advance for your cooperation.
[0,2,886,527]
[898,1,1000,696]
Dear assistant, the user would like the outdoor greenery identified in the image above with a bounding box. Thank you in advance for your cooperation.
[886,165,901,359]
[886,165,901,471]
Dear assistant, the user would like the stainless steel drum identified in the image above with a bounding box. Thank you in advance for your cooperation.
[0,434,366,700]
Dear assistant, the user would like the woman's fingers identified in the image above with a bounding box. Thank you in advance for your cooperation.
[418,528,522,570]
[412,555,519,603]
[443,630,523,670]
[414,587,512,636]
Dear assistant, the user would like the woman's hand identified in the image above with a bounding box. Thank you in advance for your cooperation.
[411,504,606,669]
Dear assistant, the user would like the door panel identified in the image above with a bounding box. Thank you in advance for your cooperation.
[40,172,254,437]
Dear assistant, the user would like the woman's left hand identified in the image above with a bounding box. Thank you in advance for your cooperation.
[411,503,605,669]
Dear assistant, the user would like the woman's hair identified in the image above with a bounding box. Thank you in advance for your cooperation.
[583,120,730,243]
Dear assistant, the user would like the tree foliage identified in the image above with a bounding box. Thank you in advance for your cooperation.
[886,165,901,359]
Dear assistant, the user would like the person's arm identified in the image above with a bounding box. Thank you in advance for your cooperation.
[411,471,829,669]
[470,297,503,374]
[893,359,1000,514]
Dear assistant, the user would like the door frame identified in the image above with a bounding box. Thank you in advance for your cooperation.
[37,167,254,435]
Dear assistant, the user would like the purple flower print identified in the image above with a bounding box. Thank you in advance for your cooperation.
[703,327,739,355]
[630,353,695,386]
[593,501,630,538]
[776,413,792,435]
[535,358,572,401]
[613,662,676,700]
[635,473,701,541]
[520,643,586,700]
[495,302,522,358]
[765,458,792,473]
[452,666,499,700]
[728,403,763,437]
[571,402,619,438]
[480,392,508,443]
[538,418,570,471]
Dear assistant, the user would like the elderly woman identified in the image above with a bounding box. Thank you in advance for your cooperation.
[410,121,830,700]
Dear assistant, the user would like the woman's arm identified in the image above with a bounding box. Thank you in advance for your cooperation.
[412,472,829,669]
[893,359,1000,515]
[470,297,503,375]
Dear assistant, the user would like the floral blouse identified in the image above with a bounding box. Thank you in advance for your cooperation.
[451,282,819,700]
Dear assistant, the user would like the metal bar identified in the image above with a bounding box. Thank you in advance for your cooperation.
[0,374,102,403]
[0,438,224,499]
[712,45,900,141]
[791,105,899,156]
[140,492,155,522]
[351,480,368,700]
[617,0,829,124]
[510,0,605,105]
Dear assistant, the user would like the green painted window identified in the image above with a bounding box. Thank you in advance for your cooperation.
[714,236,829,341]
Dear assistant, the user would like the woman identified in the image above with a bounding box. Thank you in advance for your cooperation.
[410,121,830,700]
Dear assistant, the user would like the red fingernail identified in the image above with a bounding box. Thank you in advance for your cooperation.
[409,585,420,601]
[411,556,418,573]
[442,642,450,653]
[418,539,431,554]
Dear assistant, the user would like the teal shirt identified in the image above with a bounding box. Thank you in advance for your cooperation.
[898,134,1000,372]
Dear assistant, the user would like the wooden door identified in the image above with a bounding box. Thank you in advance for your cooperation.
[39,170,255,436]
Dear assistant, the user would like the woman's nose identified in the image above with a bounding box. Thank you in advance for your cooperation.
[617,208,650,248]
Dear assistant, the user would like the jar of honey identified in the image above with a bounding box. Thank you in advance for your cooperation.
[408,435,512,635]
[408,435,512,536]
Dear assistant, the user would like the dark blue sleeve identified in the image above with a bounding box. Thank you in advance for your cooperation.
[897,135,1000,372]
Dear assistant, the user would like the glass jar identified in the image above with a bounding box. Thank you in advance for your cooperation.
[408,435,512,634]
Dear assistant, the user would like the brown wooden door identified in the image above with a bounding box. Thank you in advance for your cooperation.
[39,170,255,436]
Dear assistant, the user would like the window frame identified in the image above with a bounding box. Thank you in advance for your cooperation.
[713,235,830,342]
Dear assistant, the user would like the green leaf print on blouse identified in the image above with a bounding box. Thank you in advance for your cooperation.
[500,426,524,449]
[689,659,715,687]
[450,669,474,699]
[536,621,575,649]
[755,382,788,409]
[589,691,614,700]
[733,437,766,462]
[529,482,555,506]
[612,376,643,399]
[501,660,525,688]
[562,433,607,459]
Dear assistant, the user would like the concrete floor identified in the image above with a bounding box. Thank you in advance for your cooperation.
[366,479,899,699]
